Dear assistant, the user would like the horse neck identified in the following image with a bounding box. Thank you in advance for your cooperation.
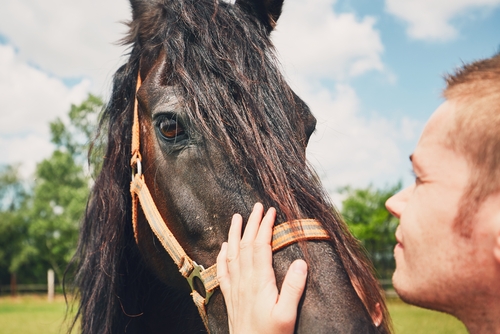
[120,265,206,334]
[206,241,381,334]
[288,242,381,333]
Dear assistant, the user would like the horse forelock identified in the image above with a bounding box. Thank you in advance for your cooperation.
[126,0,303,213]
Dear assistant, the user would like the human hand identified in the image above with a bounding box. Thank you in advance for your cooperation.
[216,203,308,334]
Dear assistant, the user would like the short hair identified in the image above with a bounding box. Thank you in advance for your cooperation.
[443,51,500,236]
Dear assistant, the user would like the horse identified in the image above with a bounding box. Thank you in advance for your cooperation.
[68,0,392,332]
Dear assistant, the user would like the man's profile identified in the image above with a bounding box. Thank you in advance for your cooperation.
[385,52,500,333]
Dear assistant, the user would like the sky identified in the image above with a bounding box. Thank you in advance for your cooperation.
[1,0,500,205]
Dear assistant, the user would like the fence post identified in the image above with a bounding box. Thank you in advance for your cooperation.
[10,273,17,297]
[47,269,54,302]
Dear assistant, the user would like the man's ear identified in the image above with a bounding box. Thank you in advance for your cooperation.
[494,233,500,264]
[476,191,500,264]
[492,196,500,264]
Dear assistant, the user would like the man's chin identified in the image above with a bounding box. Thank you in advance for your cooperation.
[392,269,419,305]
[392,271,442,311]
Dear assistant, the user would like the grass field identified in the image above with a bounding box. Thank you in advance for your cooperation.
[0,295,468,333]
[388,298,467,334]
[0,295,76,334]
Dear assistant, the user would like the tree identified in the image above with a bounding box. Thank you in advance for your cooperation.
[27,152,89,281]
[0,164,30,292]
[0,94,103,288]
[26,94,103,282]
[50,94,103,167]
[340,183,401,279]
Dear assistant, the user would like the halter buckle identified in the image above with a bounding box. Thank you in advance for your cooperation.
[187,262,214,305]
[131,158,142,181]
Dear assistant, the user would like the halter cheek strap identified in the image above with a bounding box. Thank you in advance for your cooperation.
[129,72,330,332]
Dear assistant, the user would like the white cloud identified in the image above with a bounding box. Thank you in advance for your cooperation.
[0,0,130,93]
[0,44,89,177]
[271,0,416,203]
[0,0,130,176]
[272,0,384,82]
[0,135,52,180]
[303,84,417,199]
[385,0,500,41]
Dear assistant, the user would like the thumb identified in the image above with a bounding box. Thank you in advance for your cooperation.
[275,259,307,316]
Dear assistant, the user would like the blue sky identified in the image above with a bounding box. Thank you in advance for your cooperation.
[0,0,499,204]
[343,0,500,123]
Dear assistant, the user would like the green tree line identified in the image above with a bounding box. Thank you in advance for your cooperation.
[0,94,102,290]
[340,183,401,279]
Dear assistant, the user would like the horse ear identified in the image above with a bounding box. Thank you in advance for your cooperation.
[129,0,157,20]
[235,0,285,32]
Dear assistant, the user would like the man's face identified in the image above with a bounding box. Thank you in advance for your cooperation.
[385,101,495,313]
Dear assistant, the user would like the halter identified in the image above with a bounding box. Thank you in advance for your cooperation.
[130,72,330,332]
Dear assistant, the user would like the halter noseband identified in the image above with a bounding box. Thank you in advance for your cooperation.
[129,72,330,332]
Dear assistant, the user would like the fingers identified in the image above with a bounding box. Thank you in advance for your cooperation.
[224,213,244,306]
[222,204,268,278]
[255,207,276,245]
[226,213,243,266]
[239,203,268,273]
[253,207,276,278]
[240,203,264,246]
[217,241,236,332]
[216,242,229,291]
[275,259,308,318]
[218,204,306,334]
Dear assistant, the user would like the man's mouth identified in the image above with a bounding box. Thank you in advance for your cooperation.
[395,228,403,248]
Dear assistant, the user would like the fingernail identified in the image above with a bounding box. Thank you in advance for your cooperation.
[292,260,308,275]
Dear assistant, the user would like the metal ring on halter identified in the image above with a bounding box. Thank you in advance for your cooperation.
[186,261,214,305]
[131,158,142,180]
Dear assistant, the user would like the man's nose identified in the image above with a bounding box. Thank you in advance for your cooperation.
[385,185,413,219]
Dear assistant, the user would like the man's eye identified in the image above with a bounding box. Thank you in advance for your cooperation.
[158,118,185,140]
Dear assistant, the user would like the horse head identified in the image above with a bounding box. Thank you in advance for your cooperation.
[71,0,391,333]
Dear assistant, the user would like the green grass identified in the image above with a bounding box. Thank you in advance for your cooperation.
[0,295,468,333]
[388,298,468,334]
[0,295,76,334]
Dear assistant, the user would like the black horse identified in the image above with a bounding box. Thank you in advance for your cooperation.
[68,0,392,333]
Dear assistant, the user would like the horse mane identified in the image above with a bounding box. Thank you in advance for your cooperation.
[67,1,391,333]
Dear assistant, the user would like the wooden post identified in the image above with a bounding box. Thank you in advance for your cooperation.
[10,273,17,297]
[47,269,54,302]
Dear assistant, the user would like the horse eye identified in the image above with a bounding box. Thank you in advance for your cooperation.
[158,118,185,140]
